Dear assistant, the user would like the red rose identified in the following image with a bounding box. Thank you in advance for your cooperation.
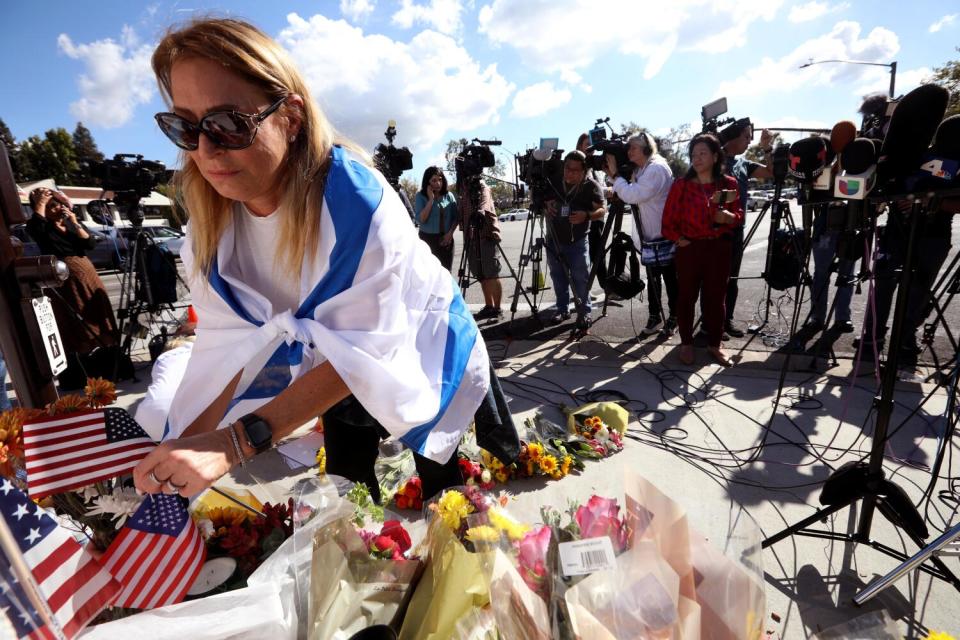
[396,494,409,510]
[380,520,412,554]
[372,534,399,557]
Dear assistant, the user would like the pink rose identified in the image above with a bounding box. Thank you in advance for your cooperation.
[575,496,627,552]
[517,525,552,595]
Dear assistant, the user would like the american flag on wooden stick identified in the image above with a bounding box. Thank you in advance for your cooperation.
[100,493,206,609]
[22,408,155,499]
[0,478,120,638]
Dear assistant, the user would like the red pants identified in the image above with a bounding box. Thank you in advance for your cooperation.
[675,237,733,348]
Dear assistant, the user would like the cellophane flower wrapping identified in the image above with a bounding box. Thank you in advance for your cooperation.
[308,515,423,640]
[398,487,495,640]
[560,470,765,640]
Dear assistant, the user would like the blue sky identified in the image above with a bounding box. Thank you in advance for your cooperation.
[1,1,957,187]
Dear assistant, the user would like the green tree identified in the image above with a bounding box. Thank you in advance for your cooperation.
[929,47,960,118]
[0,117,23,180]
[443,137,505,178]
[399,176,419,206]
[71,122,104,185]
[17,128,80,185]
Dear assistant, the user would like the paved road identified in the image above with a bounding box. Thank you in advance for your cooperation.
[101,203,960,365]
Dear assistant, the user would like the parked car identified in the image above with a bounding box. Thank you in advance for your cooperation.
[500,208,530,222]
[745,190,767,211]
[94,225,185,268]
[10,223,119,270]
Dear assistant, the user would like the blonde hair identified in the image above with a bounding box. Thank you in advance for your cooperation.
[152,17,366,277]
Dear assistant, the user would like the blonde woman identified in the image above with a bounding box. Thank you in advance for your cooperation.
[134,18,517,500]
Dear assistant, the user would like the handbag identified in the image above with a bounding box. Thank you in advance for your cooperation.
[639,237,676,267]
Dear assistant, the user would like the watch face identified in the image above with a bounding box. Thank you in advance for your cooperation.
[243,415,272,452]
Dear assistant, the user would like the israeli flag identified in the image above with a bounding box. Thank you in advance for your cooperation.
[165,146,489,463]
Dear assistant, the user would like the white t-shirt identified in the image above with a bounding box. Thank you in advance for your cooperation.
[134,344,194,441]
[233,203,301,314]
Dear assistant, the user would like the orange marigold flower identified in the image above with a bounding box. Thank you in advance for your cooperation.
[84,378,117,408]
[46,395,90,416]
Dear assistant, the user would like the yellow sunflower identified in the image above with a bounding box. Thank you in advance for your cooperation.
[527,442,544,461]
[538,454,559,475]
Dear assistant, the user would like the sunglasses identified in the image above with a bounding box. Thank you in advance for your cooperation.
[155,95,287,151]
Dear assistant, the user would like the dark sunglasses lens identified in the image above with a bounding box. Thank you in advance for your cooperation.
[202,113,255,149]
[157,114,199,150]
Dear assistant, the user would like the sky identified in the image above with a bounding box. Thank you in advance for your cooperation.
[1,1,957,188]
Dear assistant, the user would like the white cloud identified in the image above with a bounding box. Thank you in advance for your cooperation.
[788,1,849,23]
[854,66,931,97]
[278,13,513,152]
[57,27,155,128]
[929,14,957,33]
[341,0,376,22]
[477,0,783,81]
[392,0,464,35]
[510,82,572,118]
[716,21,899,100]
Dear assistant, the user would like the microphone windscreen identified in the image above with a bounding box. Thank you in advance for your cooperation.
[830,120,857,153]
[841,138,879,174]
[532,148,553,161]
[878,84,950,180]
[788,136,829,181]
[932,114,960,160]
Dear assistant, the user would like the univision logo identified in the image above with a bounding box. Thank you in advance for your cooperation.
[839,179,861,196]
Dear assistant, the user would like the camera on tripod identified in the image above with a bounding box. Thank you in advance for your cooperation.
[517,146,563,213]
[373,120,413,187]
[455,139,497,181]
[585,117,632,177]
[85,154,170,224]
[701,97,737,136]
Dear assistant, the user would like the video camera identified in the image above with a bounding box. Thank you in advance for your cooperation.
[373,120,413,187]
[701,97,737,136]
[85,154,171,224]
[455,139,498,181]
[517,146,564,212]
[585,117,632,177]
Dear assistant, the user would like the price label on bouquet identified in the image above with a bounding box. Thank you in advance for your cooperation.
[558,536,616,576]
[32,296,67,375]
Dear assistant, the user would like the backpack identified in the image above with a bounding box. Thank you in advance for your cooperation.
[766,228,804,291]
[599,231,645,300]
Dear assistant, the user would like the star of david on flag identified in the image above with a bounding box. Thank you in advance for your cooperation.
[0,478,119,638]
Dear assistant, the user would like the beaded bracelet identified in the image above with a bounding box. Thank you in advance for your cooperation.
[228,423,247,469]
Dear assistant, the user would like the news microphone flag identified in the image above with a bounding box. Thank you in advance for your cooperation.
[22,408,155,499]
[100,493,206,609]
[0,478,120,638]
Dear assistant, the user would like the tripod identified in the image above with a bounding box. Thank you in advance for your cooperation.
[744,180,806,335]
[762,195,960,597]
[508,207,549,321]
[584,195,646,318]
[112,208,187,381]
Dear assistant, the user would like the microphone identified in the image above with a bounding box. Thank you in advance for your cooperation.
[877,83,950,182]
[788,136,830,182]
[905,114,960,189]
[841,138,880,174]
[830,120,857,154]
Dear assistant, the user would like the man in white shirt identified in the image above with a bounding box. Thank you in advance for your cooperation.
[608,133,677,336]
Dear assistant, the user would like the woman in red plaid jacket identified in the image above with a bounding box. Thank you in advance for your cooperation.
[661,133,743,367]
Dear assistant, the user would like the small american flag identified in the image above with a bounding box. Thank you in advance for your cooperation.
[22,408,155,499]
[100,494,206,609]
[0,478,120,638]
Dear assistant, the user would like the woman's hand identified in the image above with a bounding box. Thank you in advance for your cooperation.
[440,230,454,247]
[33,189,52,214]
[676,237,691,247]
[569,210,588,225]
[133,427,238,497]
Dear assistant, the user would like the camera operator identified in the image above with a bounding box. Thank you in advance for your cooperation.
[458,178,504,319]
[717,120,774,338]
[416,166,458,270]
[806,203,857,333]
[27,187,120,389]
[607,132,677,337]
[577,133,608,268]
[544,150,606,329]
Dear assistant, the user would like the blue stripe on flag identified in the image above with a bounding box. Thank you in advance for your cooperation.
[208,256,263,327]
[297,146,383,318]
[400,280,478,455]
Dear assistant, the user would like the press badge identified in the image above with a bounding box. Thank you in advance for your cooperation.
[560,204,570,218]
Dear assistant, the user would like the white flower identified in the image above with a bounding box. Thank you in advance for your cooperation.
[481,469,492,485]
[596,426,610,441]
[78,485,102,502]
[86,487,141,529]
[196,518,215,539]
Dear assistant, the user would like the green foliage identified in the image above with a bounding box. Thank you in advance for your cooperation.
[71,122,104,185]
[929,47,960,118]
[345,482,384,526]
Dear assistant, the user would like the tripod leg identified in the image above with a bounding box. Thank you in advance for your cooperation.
[762,500,851,548]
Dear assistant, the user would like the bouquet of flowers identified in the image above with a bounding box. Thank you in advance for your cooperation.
[398,486,497,640]
[308,483,423,640]
[545,471,765,640]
